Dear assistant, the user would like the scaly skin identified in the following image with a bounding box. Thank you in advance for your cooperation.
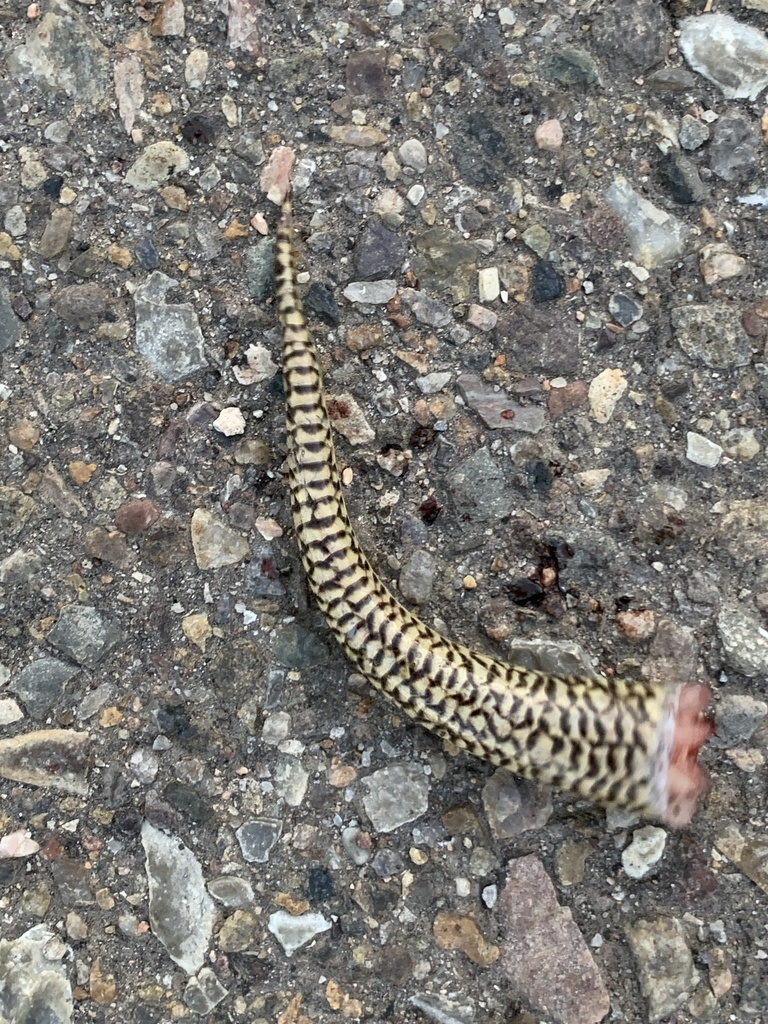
[275,197,710,825]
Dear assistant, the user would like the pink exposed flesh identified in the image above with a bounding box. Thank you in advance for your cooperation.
[662,683,713,827]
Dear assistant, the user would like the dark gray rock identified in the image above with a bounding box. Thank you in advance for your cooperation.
[47,605,122,668]
[709,114,760,183]
[354,219,405,279]
[592,0,671,75]
[10,656,79,720]
[0,282,21,353]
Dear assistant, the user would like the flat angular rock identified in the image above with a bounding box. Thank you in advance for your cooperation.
[0,729,90,795]
[183,968,228,1014]
[9,656,79,720]
[47,605,122,668]
[142,821,216,974]
[626,917,698,1022]
[268,910,331,957]
[236,818,282,863]
[9,0,110,108]
[134,272,208,381]
[458,375,546,433]
[499,855,610,1024]
[605,177,688,268]
[362,763,430,832]
[671,304,753,369]
[680,13,768,102]
[190,509,249,569]
[0,925,73,1024]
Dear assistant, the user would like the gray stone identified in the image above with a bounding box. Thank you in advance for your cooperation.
[207,875,255,907]
[273,755,308,807]
[342,279,397,304]
[608,292,643,326]
[482,770,552,838]
[416,371,452,395]
[362,763,430,832]
[125,141,190,191]
[605,177,688,268]
[399,138,428,173]
[499,855,610,1024]
[709,113,760,183]
[183,968,228,1015]
[9,656,79,720]
[680,12,768,101]
[717,604,768,677]
[646,67,698,91]
[8,0,111,107]
[411,226,477,297]
[354,219,406,279]
[54,282,110,327]
[679,114,710,151]
[447,448,511,522]
[372,848,405,877]
[4,204,26,237]
[458,375,547,434]
[399,548,436,605]
[686,431,723,468]
[236,818,282,863]
[0,281,21,353]
[245,237,275,300]
[625,917,698,1022]
[0,925,73,1024]
[38,208,74,259]
[268,910,332,957]
[134,272,208,382]
[714,693,768,748]
[141,821,216,974]
[273,623,330,669]
[47,605,122,668]
[191,509,249,569]
[592,0,671,76]
[672,304,753,369]
[0,728,90,795]
[400,288,453,328]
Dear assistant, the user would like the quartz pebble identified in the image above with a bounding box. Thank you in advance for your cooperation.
[686,432,723,468]
[141,821,215,974]
[622,826,667,879]
[398,138,428,173]
[362,764,429,832]
[268,911,332,957]
[679,13,768,101]
[588,367,628,424]
[605,177,688,268]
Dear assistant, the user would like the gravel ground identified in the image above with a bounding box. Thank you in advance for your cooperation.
[1,1,768,1023]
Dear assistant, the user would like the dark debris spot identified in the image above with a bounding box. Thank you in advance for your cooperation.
[181,115,217,146]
